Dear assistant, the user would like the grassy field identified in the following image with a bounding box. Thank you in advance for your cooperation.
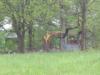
[0,50,100,75]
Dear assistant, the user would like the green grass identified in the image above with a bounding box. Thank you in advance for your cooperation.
[0,50,100,75]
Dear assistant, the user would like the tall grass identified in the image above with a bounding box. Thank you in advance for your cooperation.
[0,50,100,75]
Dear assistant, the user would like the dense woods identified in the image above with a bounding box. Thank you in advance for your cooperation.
[0,0,99,53]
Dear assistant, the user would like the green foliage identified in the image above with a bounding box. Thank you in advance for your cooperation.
[0,32,5,48]
[0,32,17,53]
[5,39,17,51]
[52,37,60,48]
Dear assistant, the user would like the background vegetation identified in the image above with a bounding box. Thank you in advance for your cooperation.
[0,0,99,52]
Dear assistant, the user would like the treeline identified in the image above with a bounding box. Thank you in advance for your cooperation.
[0,0,99,53]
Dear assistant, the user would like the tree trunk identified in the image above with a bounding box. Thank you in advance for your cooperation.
[16,20,25,53]
[28,24,33,51]
[59,0,65,50]
[80,0,87,50]
[17,33,25,53]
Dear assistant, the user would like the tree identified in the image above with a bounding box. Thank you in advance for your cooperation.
[1,0,30,52]
[80,0,88,50]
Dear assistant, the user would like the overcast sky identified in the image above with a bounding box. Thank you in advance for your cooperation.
[0,17,12,31]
